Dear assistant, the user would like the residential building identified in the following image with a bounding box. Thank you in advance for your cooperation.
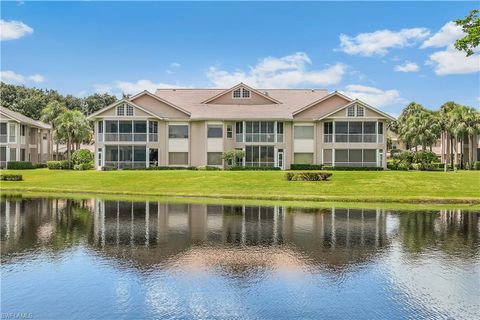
[87,83,395,170]
[0,107,53,168]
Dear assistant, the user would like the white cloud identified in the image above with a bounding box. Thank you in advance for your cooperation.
[169,62,181,68]
[338,28,430,56]
[426,47,480,75]
[28,74,45,83]
[0,19,33,40]
[420,22,464,48]
[0,70,44,84]
[342,84,404,107]
[394,61,420,72]
[420,21,479,75]
[206,52,346,88]
[0,70,25,84]
[95,80,182,96]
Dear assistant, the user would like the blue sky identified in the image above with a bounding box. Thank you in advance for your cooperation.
[1,1,479,116]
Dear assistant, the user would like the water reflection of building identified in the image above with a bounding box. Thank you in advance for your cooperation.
[1,198,478,273]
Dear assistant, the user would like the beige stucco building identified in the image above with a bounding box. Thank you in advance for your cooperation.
[87,83,395,170]
[0,107,53,168]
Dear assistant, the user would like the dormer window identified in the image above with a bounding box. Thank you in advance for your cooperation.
[233,87,251,99]
[117,104,134,116]
[126,105,134,116]
[347,104,364,117]
[117,105,125,116]
[356,105,364,117]
[347,106,355,117]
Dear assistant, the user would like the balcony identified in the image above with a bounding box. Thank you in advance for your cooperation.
[104,133,147,142]
[331,134,379,143]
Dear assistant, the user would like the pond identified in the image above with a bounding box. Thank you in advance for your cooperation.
[1,196,479,319]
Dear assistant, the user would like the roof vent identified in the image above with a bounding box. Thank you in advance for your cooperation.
[264,92,269,96]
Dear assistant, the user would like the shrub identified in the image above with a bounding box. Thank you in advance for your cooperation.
[285,172,332,181]
[413,151,438,170]
[322,166,383,171]
[35,163,47,168]
[290,164,323,170]
[228,166,281,171]
[0,174,23,181]
[101,166,117,171]
[7,161,35,170]
[397,161,410,171]
[475,161,480,170]
[47,160,72,170]
[72,149,94,166]
[74,162,93,171]
[195,166,222,171]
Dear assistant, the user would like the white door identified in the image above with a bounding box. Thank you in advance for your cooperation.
[277,149,284,169]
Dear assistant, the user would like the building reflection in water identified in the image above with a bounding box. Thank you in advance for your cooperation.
[1,197,478,272]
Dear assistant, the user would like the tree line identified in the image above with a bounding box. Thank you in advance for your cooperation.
[0,82,117,120]
[391,102,480,168]
[1,82,118,161]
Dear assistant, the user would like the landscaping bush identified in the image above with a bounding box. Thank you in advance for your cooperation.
[228,166,281,171]
[290,164,323,170]
[145,166,197,170]
[475,161,480,170]
[72,149,94,168]
[413,151,438,170]
[322,166,383,171]
[35,163,47,168]
[47,160,72,170]
[6,161,35,170]
[101,166,117,171]
[285,172,332,181]
[74,163,93,171]
[195,166,222,171]
[0,174,23,181]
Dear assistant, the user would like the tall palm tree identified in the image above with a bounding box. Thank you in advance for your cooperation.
[40,101,67,160]
[462,107,480,166]
[439,102,461,168]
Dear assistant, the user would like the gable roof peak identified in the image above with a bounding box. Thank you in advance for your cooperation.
[201,83,282,104]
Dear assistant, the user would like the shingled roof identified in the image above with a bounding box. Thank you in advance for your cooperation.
[0,107,52,129]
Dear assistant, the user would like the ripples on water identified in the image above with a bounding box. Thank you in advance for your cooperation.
[1,197,479,319]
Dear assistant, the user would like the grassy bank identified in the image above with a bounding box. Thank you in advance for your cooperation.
[1,169,479,204]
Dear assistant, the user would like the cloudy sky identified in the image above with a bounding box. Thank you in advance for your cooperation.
[1,1,479,116]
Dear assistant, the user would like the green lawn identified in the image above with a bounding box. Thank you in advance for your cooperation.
[1,169,479,204]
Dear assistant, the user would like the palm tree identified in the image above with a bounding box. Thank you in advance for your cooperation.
[41,101,67,160]
[56,110,92,161]
[439,102,461,168]
[460,107,480,166]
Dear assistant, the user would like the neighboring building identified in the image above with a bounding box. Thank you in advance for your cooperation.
[438,131,480,165]
[87,83,395,170]
[0,107,53,168]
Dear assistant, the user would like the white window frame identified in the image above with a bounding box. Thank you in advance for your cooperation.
[232,87,251,99]
[117,105,125,116]
[356,105,365,117]
[346,104,365,117]
[126,104,134,116]
[347,106,355,117]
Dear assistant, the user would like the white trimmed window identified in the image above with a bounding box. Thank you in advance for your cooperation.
[347,106,355,117]
[233,89,241,98]
[356,105,364,117]
[347,104,365,117]
[126,105,134,116]
[233,88,251,99]
[117,105,125,116]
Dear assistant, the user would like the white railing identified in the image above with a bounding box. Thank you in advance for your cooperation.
[0,135,7,143]
[149,133,158,142]
[333,134,379,143]
[104,161,146,169]
[245,133,275,143]
[244,162,275,167]
[236,134,243,142]
[104,133,147,142]
[324,134,333,143]
[276,134,283,143]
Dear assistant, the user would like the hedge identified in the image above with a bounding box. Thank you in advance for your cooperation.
[285,172,332,181]
[322,166,384,171]
[47,160,72,170]
[6,161,35,170]
[290,164,323,170]
[228,166,281,171]
[0,174,23,181]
